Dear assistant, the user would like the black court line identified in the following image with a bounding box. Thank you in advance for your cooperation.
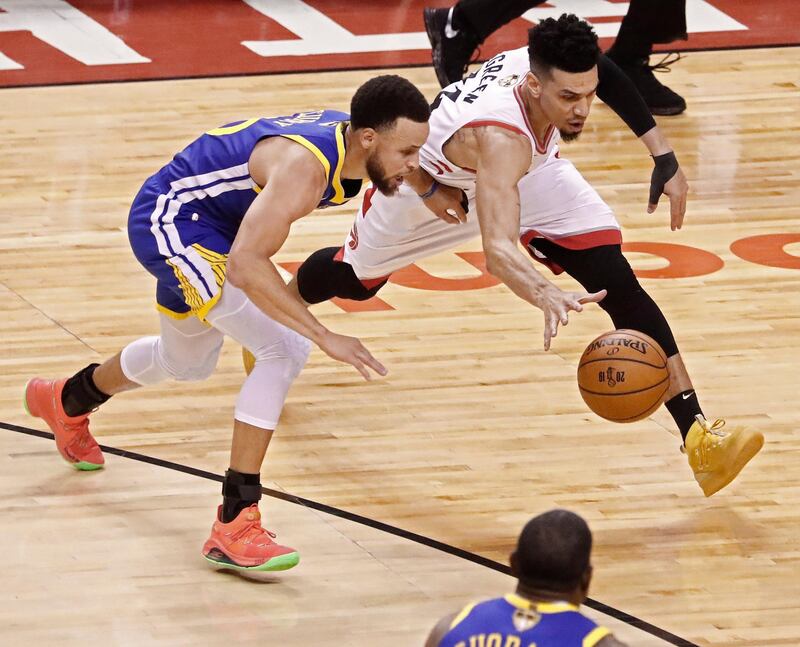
[2,420,698,647]
[1,42,798,91]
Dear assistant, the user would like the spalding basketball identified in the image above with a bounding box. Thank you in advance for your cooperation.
[577,329,669,423]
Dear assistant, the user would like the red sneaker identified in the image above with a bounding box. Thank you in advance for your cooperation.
[202,505,299,572]
[24,378,104,470]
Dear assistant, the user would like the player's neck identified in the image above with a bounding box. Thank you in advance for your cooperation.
[515,583,583,607]
[340,123,367,180]
[519,83,553,144]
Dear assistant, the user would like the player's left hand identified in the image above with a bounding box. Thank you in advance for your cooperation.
[422,183,469,224]
[648,151,688,231]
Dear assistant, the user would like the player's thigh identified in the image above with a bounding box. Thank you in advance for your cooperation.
[341,184,480,279]
[205,281,310,375]
[517,156,619,240]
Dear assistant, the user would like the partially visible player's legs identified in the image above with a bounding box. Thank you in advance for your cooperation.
[517,157,762,495]
[25,311,225,470]
[200,282,310,571]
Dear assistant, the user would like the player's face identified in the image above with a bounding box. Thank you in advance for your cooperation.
[534,66,599,142]
[368,117,429,196]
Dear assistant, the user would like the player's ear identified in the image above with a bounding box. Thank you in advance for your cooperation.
[527,73,542,99]
[357,127,378,150]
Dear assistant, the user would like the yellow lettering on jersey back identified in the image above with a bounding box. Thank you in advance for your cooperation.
[206,118,259,136]
[486,634,503,647]
[469,635,486,647]
[503,637,521,647]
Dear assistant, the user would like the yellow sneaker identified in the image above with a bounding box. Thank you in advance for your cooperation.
[684,415,764,496]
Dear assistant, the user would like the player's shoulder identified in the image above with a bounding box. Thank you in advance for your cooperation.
[596,633,629,647]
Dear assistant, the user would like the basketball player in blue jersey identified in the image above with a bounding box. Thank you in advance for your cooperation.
[24,75,431,572]
[426,510,627,647]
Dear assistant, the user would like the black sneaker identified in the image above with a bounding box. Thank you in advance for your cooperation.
[423,7,480,88]
[614,53,687,116]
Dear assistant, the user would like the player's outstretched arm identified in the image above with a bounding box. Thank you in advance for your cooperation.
[228,140,386,380]
[640,127,689,230]
[597,54,688,229]
[474,126,605,350]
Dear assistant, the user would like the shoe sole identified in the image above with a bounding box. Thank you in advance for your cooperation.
[203,549,300,572]
[23,383,104,472]
[649,105,686,116]
[698,432,765,497]
[423,9,450,88]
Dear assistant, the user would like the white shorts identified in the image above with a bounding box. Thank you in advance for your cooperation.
[340,154,622,279]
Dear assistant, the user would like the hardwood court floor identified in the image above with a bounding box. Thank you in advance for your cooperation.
[1,47,799,646]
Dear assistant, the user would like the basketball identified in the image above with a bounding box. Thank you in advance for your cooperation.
[577,329,670,423]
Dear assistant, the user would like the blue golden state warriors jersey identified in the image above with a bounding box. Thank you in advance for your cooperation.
[143,109,360,239]
[127,109,361,321]
[439,595,610,647]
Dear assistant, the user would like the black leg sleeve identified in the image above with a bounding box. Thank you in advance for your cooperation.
[296,246,389,304]
[597,54,656,137]
[528,240,679,357]
[607,0,687,61]
[456,0,546,42]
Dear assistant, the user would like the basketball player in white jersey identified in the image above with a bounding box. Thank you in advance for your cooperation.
[292,15,763,496]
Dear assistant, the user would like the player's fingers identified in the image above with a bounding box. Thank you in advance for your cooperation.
[359,350,387,377]
[452,205,467,224]
[578,289,607,304]
[439,211,459,224]
[444,208,463,225]
[352,360,371,381]
[647,202,657,214]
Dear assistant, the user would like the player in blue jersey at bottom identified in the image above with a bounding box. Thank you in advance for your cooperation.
[24,75,432,572]
[426,510,627,647]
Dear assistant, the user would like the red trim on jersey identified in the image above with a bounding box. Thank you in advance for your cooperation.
[430,161,445,175]
[513,79,551,155]
[360,186,377,216]
[520,228,623,274]
[360,275,390,289]
[463,119,527,138]
[438,159,453,173]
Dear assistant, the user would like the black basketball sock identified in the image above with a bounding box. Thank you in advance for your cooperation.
[61,363,111,417]
[221,469,262,523]
[665,390,703,442]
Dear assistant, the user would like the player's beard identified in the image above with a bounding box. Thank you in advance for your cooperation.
[367,151,398,196]
[559,129,581,142]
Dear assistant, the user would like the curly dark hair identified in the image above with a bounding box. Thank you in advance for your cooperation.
[350,75,430,131]
[514,509,592,592]
[528,13,600,78]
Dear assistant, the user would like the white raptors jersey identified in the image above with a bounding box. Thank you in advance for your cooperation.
[420,46,559,194]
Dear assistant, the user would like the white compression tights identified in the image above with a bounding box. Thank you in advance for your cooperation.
[120,283,311,430]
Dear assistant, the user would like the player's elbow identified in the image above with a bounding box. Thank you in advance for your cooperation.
[483,241,513,278]
[226,250,253,291]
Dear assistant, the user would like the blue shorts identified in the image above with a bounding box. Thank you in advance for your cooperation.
[128,179,233,320]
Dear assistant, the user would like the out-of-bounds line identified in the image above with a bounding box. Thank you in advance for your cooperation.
[1,420,698,647]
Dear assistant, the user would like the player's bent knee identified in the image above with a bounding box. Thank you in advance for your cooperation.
[159,338,223,382]
[297,246,388,303]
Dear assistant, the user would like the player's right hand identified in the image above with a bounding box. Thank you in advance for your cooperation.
[423,183,469,224]
[540,287,607,351]
[317,330,387,380]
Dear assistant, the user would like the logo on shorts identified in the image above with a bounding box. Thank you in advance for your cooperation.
[498,74,519,87]
[348,221,359,250]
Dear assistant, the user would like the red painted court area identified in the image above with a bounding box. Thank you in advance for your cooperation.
[0,0,798,88]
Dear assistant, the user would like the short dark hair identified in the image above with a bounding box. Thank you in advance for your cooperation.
[350,75,430,131]
[515,509,592,592]
[528,14,600,78]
